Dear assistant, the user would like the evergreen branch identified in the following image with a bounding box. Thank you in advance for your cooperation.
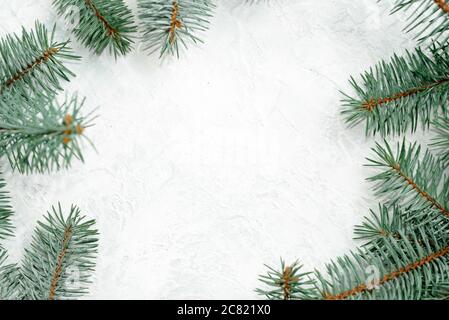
[0,21,79,97]
[431,114,449,167]
[0,92,95,174]
[53,0,137,58]
[324,242,449,300]
[366,140,449,221]
[85,0,119,37]
[354,205,448,266]
[387,0,449,45]
[0,251,18,299]
[258,226,449,300]
[341,47,449,136]
[354,205,405,243]
[0,175,14,242]
[0,252,21,300]
[427,282,449,299]
[2,48,60,91]
[48,222,73,300]
[19,204,98,300]
[319,225,449,300]
[256,259,317,300]
[138,0,215,58]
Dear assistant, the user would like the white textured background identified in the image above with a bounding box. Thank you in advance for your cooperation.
[1,0,418,299]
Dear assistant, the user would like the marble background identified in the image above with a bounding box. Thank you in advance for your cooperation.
[1,0,420,299]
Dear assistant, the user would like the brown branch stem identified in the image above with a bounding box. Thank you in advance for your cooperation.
[48,225,73,300]
[85,0,118,37]
[324,245,449,300]
[0,47,60,94]
[392,164,449,217]
[362,78,449,111]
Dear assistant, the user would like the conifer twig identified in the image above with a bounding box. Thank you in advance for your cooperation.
[138,0,215,58]
[386,0,449,45]
[0,92,95,174]
[53,0,137,58]
[19,204,98,300]
[341,48,449,136]
[366,140,449,222]
[0,22,78,97]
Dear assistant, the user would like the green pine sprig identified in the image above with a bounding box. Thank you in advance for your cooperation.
[427,281,449,299]
[53,0,137,58]
[14,204,98,300]
[354,204,448,255]
[256,259,316,300]
[341,47,449,136]
[354,205,406,244]
[0,21,79,98]
[258,225,449,300]
[0,176,13,242]
[0,92,96,174]
[314,226,449,300]
[366,140,449,223]
[431,114,449,167]
[138,0,215,58]
[0,176,98,300]
[0,250,21,299]
[386,0,449,45]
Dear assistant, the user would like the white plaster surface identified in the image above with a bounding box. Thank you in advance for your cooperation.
[1,0,419,299]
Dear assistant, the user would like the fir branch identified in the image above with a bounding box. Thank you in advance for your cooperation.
[431,114,449,167]
[53,0,137,58]
[354,205,405,244]
[0,175,13,242]
[427,282,449,299]
[256,260,317,300]
[366,140,449,221]
[387,0,449,45]
[341,48,449,136]
[354,204,448,267]
[324,244,449,300]
[138,0,215,58]
[0,21,79,97]
[258,226,449,300]
[319,225,449,300]
[0,92,95,174]
[0,251,14,299]
[0,252,21,300]
[48,222,73,300]
[19,204,98,300]
[85,0,119,37]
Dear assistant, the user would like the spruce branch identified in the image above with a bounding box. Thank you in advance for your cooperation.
[256,260,316,300]
[53,0,137,58]
[366,140,449,222]
[0,92,95,174]
[0,175,14,242]
[0,251,16,299]
[354,204,448,257]
[341,47,449,136]
[0,21,79,97]
[321,232,449,300]
[428,282,449,299]
[258,226,449,300]
[138,0,215,58]
[431,114,449,167]
[19,204,98,300]
[387,0,449,45]
[0,252,21,300]
[354,205,406,244]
